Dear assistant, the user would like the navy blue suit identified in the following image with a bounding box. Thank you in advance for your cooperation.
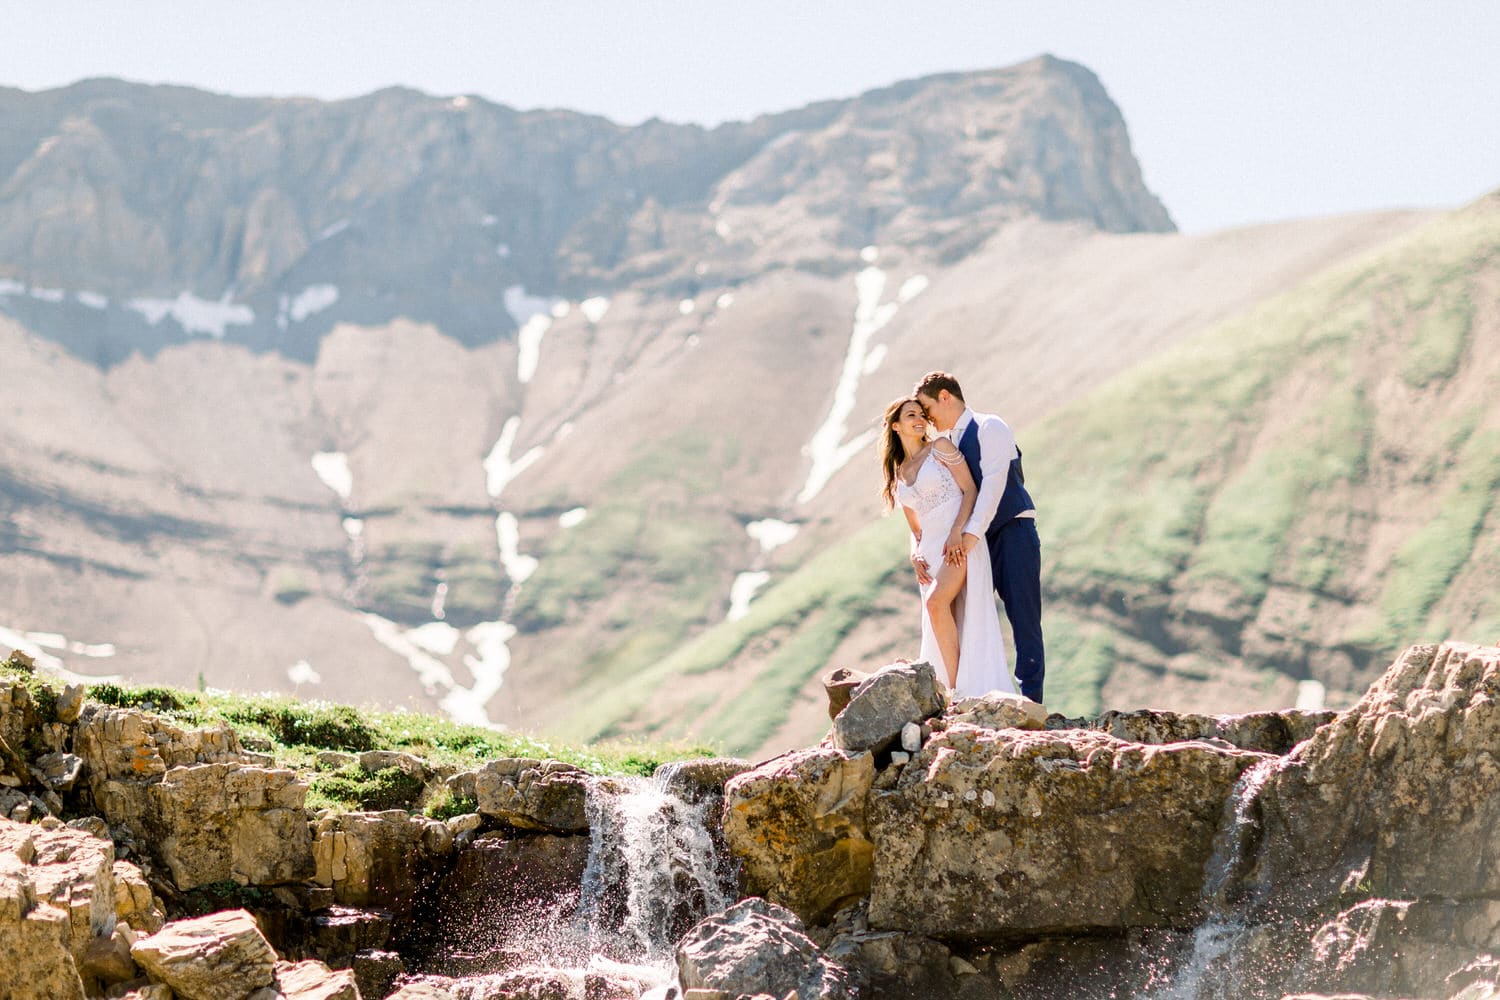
[957,418,1045,703]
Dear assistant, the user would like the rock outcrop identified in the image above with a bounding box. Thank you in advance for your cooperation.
[1094,707,1336,754]
[312,810,453,916]
[6,641,1500,999]
[77,706,313,890]
[1190,641,1500,998]
[452,758,590,834]
[869,724,1270,936]
[0,818,117,999]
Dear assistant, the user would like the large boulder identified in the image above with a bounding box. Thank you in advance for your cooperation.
[676,897,857,1000]
[867,724,1269,937]
[722,748,875,924]
[77,706,312,890]
[456,758,590,833]
[831,661,946,754]
[268,958,360,999]
[130,908,277,999]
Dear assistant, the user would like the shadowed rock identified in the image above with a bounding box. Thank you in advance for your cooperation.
[677,897,856,1000]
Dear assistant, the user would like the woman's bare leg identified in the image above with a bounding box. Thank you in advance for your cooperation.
[925,560,967,690]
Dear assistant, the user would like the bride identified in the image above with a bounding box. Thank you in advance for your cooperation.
[880,396,1017,699]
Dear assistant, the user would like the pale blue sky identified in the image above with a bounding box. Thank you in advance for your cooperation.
[3,1,1497,232]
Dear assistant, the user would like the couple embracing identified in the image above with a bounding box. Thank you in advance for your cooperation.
[879,372,1045,704]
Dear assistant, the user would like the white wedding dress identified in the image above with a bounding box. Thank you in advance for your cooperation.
[896,450,1017,699]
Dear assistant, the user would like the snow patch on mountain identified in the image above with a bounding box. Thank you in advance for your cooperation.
[727,571,771,621]
[128,291,254,338]
[495,512,538,585]
[483,417,544,499]
[797,263,898,503]
[312,452,353,502]
[580,297,610,324]
[746,519,799,553]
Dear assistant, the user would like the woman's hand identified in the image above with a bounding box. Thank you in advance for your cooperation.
[943,528,967,566]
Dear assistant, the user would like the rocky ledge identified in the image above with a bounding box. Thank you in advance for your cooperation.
[1,642,1498,1000]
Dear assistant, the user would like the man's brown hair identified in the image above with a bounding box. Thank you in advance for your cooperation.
[914,371,965,402]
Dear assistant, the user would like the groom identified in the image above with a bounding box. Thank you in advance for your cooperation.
[913,371,1045,703]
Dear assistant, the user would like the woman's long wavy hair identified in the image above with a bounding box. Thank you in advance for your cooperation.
[879,395,925,511]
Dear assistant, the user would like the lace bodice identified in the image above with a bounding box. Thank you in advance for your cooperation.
[895,451,962,519]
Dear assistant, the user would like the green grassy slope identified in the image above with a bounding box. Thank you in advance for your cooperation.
[1030,192,1500,690]
[526,192,1500,753]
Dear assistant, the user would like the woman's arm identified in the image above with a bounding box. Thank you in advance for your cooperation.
[902,504,923,546]
[933,439,978,564]
[903,504,933,585]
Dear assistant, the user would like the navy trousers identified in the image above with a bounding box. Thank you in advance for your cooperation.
[988,517,1044,703]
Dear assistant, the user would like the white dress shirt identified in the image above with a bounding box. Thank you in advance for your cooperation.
[952,407,1035,539]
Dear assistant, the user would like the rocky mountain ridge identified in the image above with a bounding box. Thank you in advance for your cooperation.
[0,55,1169,364]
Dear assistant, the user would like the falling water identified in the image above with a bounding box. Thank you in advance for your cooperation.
[579,771,737,969]
[1150,756,1282,1000]
[410,772,733,998]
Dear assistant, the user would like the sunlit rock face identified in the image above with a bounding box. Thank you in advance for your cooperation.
[0,818,117,1000]
[75,705,313,890]
[1245,642,1500,908]
[723,749,877,925]
[867,726,1269,937]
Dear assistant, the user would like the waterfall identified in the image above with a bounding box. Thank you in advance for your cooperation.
[1150,757,1282,1000]
[579,772,736,970]
[410,771,732,999]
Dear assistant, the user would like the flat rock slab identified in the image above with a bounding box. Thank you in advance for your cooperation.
[130,908,276,1000]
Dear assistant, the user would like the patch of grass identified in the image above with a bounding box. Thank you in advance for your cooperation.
[218,697,378,752]
[73,679,713,779]
[1042,611,1115,719]
[88,683,191,714]
[1358,431,1500,647]
[310,765,424,811]
[1184,383,1373,609]
[421,786,478,821]
[1402,284,1473,388]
